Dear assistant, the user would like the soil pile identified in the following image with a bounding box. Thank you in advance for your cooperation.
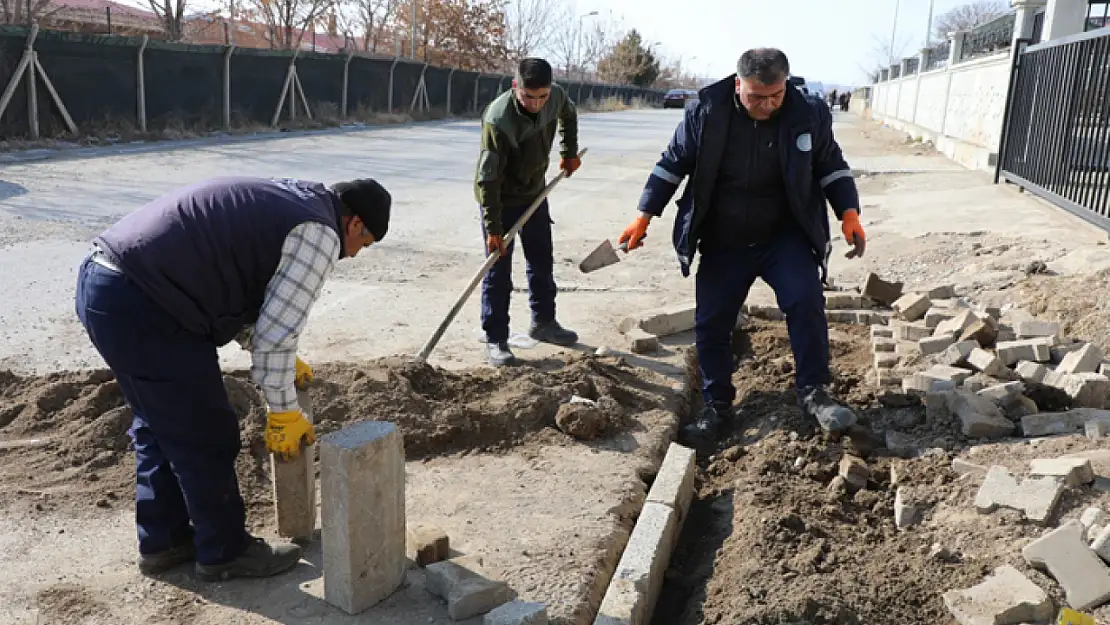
[653,319,988,625]
[0,356,676,515]
[1017,268,1110,353]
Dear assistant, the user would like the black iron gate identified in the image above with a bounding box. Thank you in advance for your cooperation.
[996,28,1110,231]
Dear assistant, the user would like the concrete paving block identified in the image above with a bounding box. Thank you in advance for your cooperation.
[928,365,974,385]
[975,466,1064,525]
[968,349,1007,378]
[925,284,956,299]
[997,338,1054,366]
[1080,507,1108,533]
[950,391,1015,439]
[826,309,858,324]
[874,352,899,370]
[862,273,903,306]
[1059,344,1106,375]
[939,340,979,367]
[485,602,549,625]
[896,340,922,357]
[272,389,316,541]
[871,324,895,339]
[1029,458,1095,486]
[942,565,1054,625]
[952,458,988,477]
[593,502,677,625]
[407,524,450,567]
[645,443,697,528]
[1102,361,1110,377]
[893,321,934,341]
[894,487,922,528]
[1063,373,1110,408]
[961,318,1000,348]
[977,381,1025,406]
[621,302,696,338]
[1016,320,1061,339]
[892,293,927,321]
[934,310,977,337]
[1052,342,1087,364]
[872,337,897,353]
[839,455,869,490]
[1015,360,1049,384]
[824,292,862,309]
[925,308,958,329]
[904,374,957,394]
[1044,368,1071,390]
[321,421,406,615]
[1092,526,1110,563]
[920,334,956,355]
[627,329,660,355]
[1022,409,1110,436]
[1023,520,1110,611]
[426,557,513,620]
[874,369,902,389]
[744,304,785,321]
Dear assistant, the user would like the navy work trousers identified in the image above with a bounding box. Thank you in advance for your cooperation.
[480,200,557,343]
[695,230,831,406]
[74,257,248,566]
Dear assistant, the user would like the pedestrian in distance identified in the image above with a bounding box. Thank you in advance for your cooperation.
[618,48,867,447]
[474,57,582,366]
[74,176,391,581]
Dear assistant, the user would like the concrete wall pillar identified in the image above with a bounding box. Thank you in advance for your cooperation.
[949,31,968,65]
[321,421,406,615]
[1043,0,1088,41]
[1012,0,1048,44]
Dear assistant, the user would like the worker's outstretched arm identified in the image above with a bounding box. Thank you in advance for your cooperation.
[811,104,865,258]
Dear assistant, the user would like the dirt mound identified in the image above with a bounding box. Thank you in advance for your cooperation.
[0,355,676,516]
[1015,268,1110,352]
[653,319,987,625]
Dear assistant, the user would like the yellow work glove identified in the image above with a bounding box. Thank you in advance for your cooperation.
[265,410,315,460]
[294,356,313,389]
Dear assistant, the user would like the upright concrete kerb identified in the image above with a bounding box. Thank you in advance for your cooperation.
[593,442,696,625]
[320,420,406,615]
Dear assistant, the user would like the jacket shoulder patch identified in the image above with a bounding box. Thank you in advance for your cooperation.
[796,133,813,152]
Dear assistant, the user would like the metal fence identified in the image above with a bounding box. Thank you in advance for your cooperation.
[997,29,1110,231]
[904,56,920,76]
[924,39,951,71]
[0,25,663,140]
[961,11,1017,61]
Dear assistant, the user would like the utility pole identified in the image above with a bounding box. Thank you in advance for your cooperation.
[889,0,900,64]
[410,0,417,58]
[924,0,935,47]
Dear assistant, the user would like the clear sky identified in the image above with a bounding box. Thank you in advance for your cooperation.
[580,0,982,86]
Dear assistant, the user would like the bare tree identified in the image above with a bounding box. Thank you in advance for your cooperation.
[248,0,334,49]
[0,0,61,25]
[548,9,621,80]
[502,0,561,59]
[148,0,189,40]
[934,0,1009,39]
[863,31,913,75]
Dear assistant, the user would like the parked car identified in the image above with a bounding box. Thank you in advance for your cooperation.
[663,89,698,109]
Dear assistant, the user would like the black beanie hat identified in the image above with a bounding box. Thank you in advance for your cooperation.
[331,178,391,241]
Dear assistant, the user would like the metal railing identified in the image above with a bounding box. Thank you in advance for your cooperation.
[961,11,1017,61]
[924,40,951,71]
[997,29,1110,231]
[890,64,901,79]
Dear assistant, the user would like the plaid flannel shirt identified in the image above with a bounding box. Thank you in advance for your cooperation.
[236,221,339,413]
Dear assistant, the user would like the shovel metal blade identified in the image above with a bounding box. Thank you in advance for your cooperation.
[579,239,621,273]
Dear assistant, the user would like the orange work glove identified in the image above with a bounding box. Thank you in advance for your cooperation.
[560,156,581,177]
[487,234,507,257]
[841,210,866,259]
[618,214,651,251]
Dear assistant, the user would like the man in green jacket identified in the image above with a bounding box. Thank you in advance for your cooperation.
[474,57,581,366]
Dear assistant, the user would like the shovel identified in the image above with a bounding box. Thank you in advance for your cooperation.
[578,237,639,274]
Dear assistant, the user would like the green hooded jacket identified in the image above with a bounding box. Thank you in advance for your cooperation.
[473,83,578,235]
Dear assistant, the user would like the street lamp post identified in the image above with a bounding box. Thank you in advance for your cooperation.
[575,10,599,81]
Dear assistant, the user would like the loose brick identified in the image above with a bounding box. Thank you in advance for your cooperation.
[996,338,1054,366]
[871,324,894,339]
[1088,420,1109,440]
[934,310,977,337]
[985,305,1002,320]
[874,369,902,388]
[620,302,696,338]
[744,304,785,321]
[904,374,957,394]
[1029,458,1095,487]
[1063,373,1110,408]
[925,284,956,299]
[1016,320,1061,339]
[950,391,1015,439]
[919,334,956,355]
[893,321,934,341]
[426,557,513,621]
[925,308,958,329]
[407,524,450,567]
[1015,360,1049,384]
[862,273,903,306]
[1021,409,1110,437]
[963,374,993,393]
[894,487,922,528]
[1080,507,1108,534]
[1102,361,1110,377]
[1043,368,1070,389]
[824,292,863,309]
[974,466,1064,524]
[627,329,660,355]
[942,565,1053,625]
[1051,341,1086,364]
[1059,344,1106,375]
[826,309,862,324]
[927,365,974,385]
[1092,526,1110,563]
[1023,520,1110,611]
[977,381,1025,405]
[967,348,1007,377]
[896,340,922,357]
[952,458,988,476]
[874,353,899,370]
[872,337,896,353]
[838,455,869,490]
[939,340,979,368]
[485,601,548,625]
[960,318,999,347]
[594,502,677,625]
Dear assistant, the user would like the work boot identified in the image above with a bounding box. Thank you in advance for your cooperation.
[195,536,303,582]
[799,385,858,433]
[680,402,732,448]
[138,541,196,575]
[487,341,516,366]
[529,320,579,347]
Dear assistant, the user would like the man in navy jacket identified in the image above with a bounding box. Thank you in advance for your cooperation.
[619,48,867,445]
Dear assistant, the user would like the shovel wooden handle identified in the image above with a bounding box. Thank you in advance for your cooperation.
[415,148,588,363]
